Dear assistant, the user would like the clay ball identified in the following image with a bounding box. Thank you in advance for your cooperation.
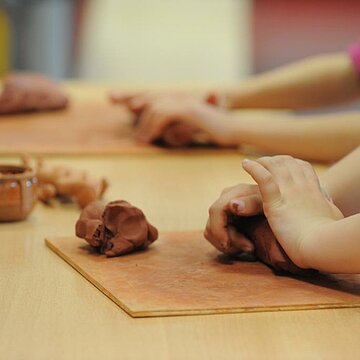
[75,200,158,257]
[227,214,315,276]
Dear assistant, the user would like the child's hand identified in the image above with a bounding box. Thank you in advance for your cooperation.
[110,90,237,146]
[204,183,263,254]
[110,91,187,114]
[109,90,221,115]
[131,96,235,146]
[242,156,344,268]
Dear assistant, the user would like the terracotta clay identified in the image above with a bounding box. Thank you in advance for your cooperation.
[227,214,316,276]
[0,165,37,221]
[0,72,68,114]
[76,200,158,257]
[152,122,214,147]
[133,110,207,148]
[161,122,196,147]
[23,157,108,208]
[132,113,195,147]
[155,94,224,147]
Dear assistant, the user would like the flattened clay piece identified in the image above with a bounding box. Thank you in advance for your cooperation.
[76,200,158,257]
[228,214,316,276]
[0,72,68,114]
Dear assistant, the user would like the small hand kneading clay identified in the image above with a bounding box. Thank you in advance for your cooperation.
[152,93,222,147]
[0,72,68,114]
[76,200,159,257]
[227,214,316,276]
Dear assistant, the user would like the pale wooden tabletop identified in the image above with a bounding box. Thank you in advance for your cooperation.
[1,153,359,360]
[0,83,359,360]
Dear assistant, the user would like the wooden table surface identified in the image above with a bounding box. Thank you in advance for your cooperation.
[1,83,359,360]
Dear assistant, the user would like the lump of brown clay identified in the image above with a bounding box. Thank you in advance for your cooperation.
[0,72,68,114]
[133,112,207,147]
[76,200,158,257]
[153,94,223,147]
[162,122,196,147]
[227,214,316,276]
[158,122,214,147]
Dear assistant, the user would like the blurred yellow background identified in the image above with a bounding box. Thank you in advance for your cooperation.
[0,8,9,75]
[1,0,359,81]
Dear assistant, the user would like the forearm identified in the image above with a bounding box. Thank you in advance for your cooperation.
[320,146,360,216]
[225,111,360,162]
[225,53,360,110]
[299,215,360,273]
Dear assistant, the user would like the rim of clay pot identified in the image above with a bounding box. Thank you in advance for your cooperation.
[0,165,36,180]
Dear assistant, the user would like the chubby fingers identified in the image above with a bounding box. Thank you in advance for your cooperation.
[204,184,263,253]
[127,96,148,114]
[242,155,327,208]
[205,196,260,254]
[228,194,263,216]
[109,90,149,114]
[205,189,240,252]
[227,226,255,254]
[242,158,282,206]
[134,105,174,143]
[109,90,135,104]
[204,219,228,253]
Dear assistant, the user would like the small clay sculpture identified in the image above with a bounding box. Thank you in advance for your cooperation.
[76,200,158,257]
[23,157,108,208]
[0,72,68,114]
[227,214,316,276]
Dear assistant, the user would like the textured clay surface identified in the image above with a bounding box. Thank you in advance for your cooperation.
[0,72,68,114]
[76,200,158,257]
[228,214,315,276]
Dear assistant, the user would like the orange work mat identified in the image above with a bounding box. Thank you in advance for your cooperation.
[45,231,360,318]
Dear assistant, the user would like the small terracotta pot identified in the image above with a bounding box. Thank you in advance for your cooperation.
[0,165,38,222]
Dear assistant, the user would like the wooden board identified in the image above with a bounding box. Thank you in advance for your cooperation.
[0,100,226,155]
[45,231,360,318]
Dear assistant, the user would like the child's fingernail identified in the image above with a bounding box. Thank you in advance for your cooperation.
[231,199,245,213]
[242,158,251,165]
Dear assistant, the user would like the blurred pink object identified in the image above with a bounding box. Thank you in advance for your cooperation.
[349,42,360,78]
